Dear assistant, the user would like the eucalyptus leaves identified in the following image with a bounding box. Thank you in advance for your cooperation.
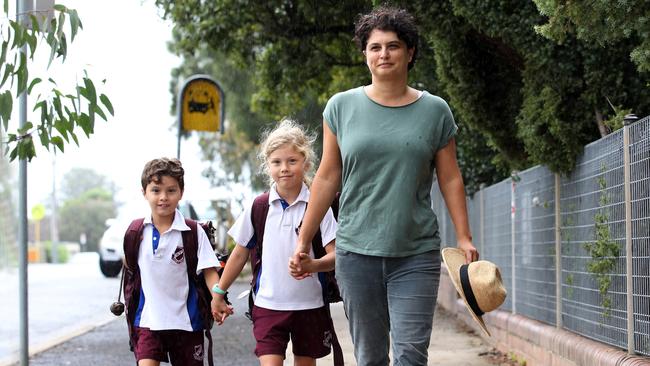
[1,1,112,161]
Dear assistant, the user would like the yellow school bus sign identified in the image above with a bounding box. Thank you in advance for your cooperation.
[179,75,225,133]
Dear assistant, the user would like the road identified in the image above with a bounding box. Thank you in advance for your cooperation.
[0,253,120,365]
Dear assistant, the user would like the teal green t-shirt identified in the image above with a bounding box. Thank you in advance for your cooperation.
[323,86,457,257]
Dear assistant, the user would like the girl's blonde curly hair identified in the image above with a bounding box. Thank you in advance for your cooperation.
[258,118,317,187]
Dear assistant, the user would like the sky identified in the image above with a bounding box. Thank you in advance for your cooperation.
[6,0,243,219]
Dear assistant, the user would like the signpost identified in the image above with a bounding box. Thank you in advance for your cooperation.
[176,75,225,159]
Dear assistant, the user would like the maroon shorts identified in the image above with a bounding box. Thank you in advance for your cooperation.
[252,305,332,359]
[133,327,205,365]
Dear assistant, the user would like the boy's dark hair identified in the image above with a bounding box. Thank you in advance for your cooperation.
[141,158,185,191]
[353,6,419,70]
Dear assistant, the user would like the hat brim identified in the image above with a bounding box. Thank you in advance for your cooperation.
[441,247,491,337]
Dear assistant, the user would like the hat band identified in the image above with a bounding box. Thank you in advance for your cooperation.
[460,264,484,317]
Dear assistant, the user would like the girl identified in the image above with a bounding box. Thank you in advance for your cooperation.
[212,119,338,366]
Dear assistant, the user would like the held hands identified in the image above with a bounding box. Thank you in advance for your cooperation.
[289,253,314,280]
[211,296,234,325]
[290,239,312,279]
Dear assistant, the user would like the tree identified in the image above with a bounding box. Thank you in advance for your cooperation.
[57,169,116,252]
[414,0,650,172]
[0,2,113,161]
[59,166,114,202]
[158,0,507,194]
[533,0,650,73]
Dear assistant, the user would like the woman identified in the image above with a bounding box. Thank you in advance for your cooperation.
[291,6,478,366]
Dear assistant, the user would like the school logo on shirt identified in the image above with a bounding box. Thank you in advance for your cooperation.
[172,246,185,264]
[193,344,203,361]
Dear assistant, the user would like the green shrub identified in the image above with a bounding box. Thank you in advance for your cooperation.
[42,241,70,264]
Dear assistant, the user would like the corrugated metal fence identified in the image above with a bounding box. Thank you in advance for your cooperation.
[432,115,650,356]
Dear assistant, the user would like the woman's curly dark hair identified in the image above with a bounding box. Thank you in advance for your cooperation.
[353,6,419,70]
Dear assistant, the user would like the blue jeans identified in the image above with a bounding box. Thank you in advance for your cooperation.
[335,248,441,366]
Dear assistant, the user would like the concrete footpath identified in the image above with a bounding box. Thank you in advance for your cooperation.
[291,302,499,366]
[18,292,504,365]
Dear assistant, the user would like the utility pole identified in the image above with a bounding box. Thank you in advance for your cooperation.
[17,0,29,363]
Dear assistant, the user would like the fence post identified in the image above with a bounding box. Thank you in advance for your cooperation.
[555,173,562,328]
[623,113,638,354]
[511,172,518,314]
[478,183,485,255]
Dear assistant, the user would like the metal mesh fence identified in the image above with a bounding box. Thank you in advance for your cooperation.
[630,117,650,356]
[482,179,513,311]
[431,116,650,355]
[514,166,557,325]
[559,130,628,349]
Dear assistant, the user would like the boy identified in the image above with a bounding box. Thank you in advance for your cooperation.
[123,157,233,366]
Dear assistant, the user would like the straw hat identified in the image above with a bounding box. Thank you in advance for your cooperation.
[441,247,507,337]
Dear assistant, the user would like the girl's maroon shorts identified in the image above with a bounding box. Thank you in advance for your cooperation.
[251,305,332,359]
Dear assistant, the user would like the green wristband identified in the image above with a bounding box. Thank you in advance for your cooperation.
[211,284,227,295]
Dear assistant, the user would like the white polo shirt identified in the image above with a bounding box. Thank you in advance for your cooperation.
[134,210,220,331]
[228,183,337,311]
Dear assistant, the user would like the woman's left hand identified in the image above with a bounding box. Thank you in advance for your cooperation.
[458,239,479,264]
[289,253,313,280]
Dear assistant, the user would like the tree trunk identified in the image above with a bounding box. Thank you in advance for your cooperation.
[595,109,609,137]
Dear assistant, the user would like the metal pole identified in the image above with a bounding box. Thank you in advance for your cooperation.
[17,0,30,362]
[479,183,486,258]
[176,77,183,160]
[623,114,637,354]
[511,173,517,314]
[555,173,562,328]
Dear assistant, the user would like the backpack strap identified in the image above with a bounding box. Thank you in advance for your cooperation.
[250,192,270,291]
[181,218,215,366]
[123,218,145,271]
[326,305,344,366]
[122,218,145,354]
[182,219,199,278]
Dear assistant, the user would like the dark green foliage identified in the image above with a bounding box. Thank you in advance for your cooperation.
[534,0,650,73]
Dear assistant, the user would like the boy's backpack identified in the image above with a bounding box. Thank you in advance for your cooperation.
[121,218,219,366]
[247,192,344,366]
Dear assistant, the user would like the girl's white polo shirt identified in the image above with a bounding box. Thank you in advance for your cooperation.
[228,183,337,311]
[135,209,220,331]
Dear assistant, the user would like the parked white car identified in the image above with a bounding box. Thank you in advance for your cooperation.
[98,218,127,277]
